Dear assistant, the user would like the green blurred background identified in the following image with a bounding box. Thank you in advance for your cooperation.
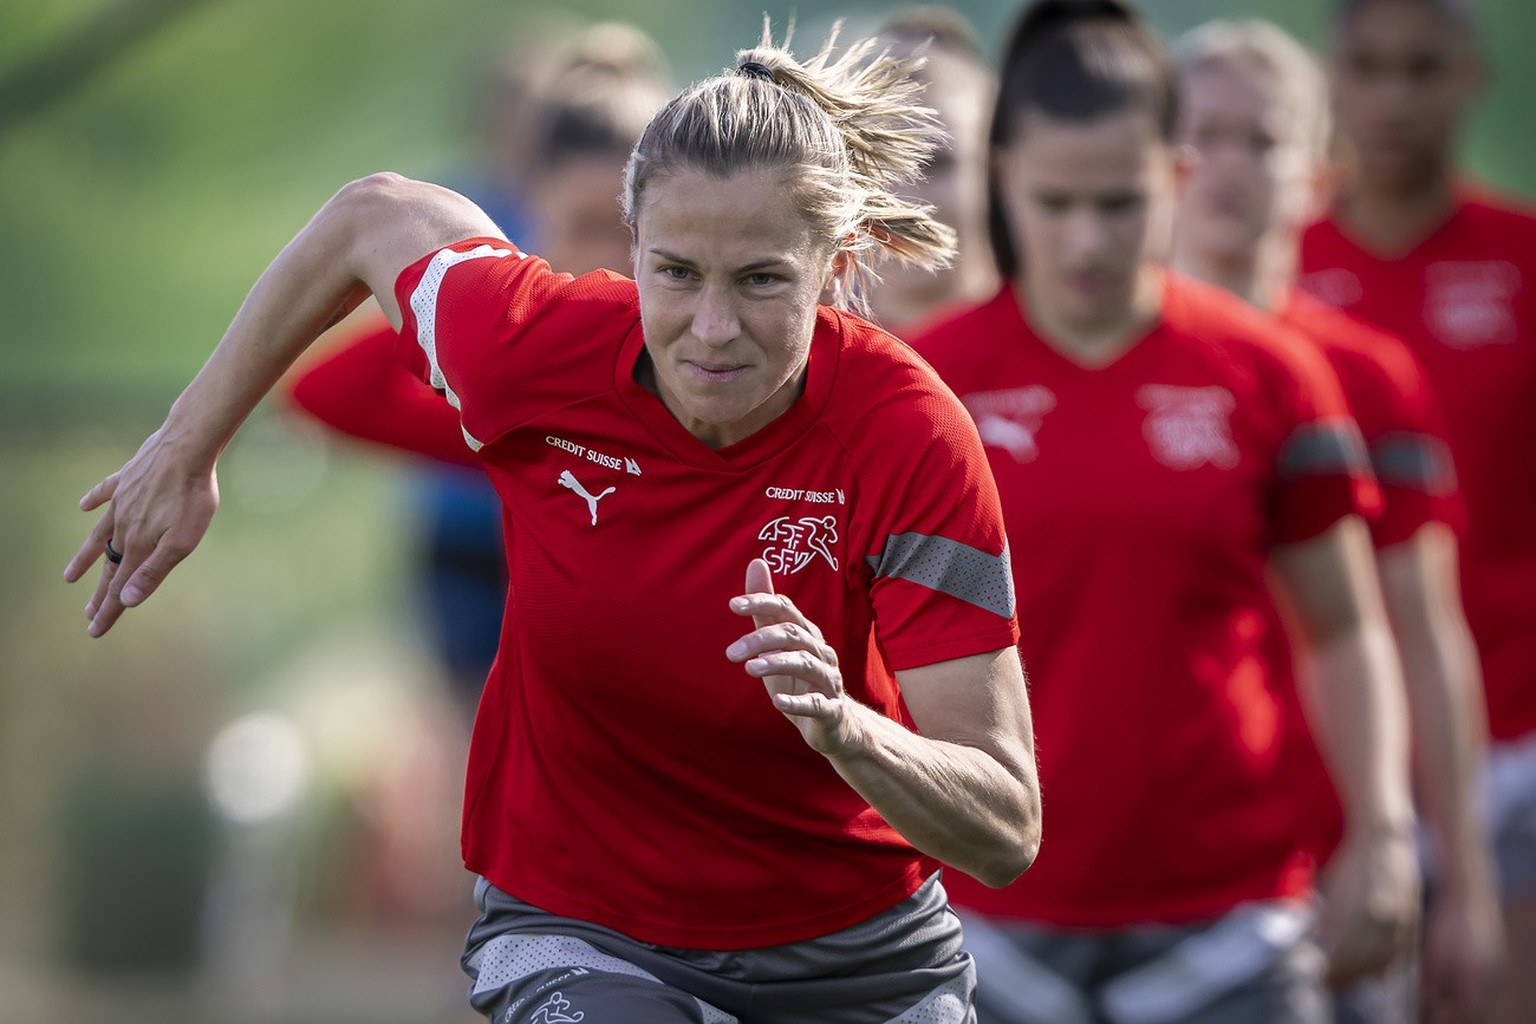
[2,1,1531,1021]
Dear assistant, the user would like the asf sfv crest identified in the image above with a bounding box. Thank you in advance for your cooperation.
[759,515,839,575]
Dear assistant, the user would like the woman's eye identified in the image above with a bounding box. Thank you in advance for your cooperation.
[661,266,692,280]
[744,273,779,287]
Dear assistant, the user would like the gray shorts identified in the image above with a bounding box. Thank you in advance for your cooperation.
[959,900,1326,1024]
[1486,733,1536,897]
[462,873,976,1023]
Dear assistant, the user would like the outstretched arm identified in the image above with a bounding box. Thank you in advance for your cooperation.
[63,173,502,636]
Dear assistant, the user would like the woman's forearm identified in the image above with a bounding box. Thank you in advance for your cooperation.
[1298,617,1416,836]
[1379,533,1492,883]
[828,705,1040,886]
[161,173,502,465]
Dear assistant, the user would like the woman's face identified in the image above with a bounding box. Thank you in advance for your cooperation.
[633,165,835,449]
[530,154,634,276]
[879,61,992,307]
[995,107,1178,331]
[1177,60,1317,265]
[1331,0,1481,186]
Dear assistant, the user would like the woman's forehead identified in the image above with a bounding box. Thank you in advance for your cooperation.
[637,167,824,256]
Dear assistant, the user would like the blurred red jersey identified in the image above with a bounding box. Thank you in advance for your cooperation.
[1275,288,1464,864]
[914,275,1376,927]
[286,315,479,466]
[1279,289,1461,547]
[392,237,1020,949]
[1301,189,1536,741]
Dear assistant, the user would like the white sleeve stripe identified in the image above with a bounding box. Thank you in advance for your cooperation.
[407,243,523,452]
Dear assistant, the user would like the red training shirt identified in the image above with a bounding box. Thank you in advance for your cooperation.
[913,274,1377,927]
[392,237,1020,949]
[1300,189,1536,742]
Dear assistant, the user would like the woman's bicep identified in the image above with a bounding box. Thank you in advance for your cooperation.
[1270,515,1383,644]
[331,173,505,328]
[897,648,1034,764]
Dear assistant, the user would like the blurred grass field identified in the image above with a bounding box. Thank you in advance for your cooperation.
[3,0,1533,1020]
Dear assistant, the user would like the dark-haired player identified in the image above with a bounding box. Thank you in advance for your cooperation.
[915,2,1417,1020]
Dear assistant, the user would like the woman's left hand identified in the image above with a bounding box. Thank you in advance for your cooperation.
[728,558,856,754]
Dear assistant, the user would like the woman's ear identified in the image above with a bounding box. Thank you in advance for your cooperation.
[1172,143,1200,197]
[1304,157,1340,222]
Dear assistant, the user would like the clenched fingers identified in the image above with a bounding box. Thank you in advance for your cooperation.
[726,621,838,667]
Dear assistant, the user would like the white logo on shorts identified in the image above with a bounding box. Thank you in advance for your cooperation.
[529,991,585,1023]
[558,470,615,526]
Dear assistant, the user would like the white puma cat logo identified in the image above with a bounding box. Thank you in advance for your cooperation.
[558,470,615,526]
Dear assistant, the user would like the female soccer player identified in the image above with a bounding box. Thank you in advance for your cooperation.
[63,26,1041,1024]
[913,2,1415,1019]
[1172,19,1501,1023]
[1300,3,1536,1021]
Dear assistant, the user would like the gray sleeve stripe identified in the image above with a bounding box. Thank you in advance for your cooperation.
[1371,433,1457,495]
[866,533,1015,618]
[1276,421,1369,480]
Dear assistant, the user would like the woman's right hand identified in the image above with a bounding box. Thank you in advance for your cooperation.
[60,172,503,638]
[63,426,220,637]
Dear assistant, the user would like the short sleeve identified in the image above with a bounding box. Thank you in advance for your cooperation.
[1350,347,1465,547]
[393,236,636,451]
[1282,296,1465,547]
[860,378,1020,671]
[1267,331,1382,546]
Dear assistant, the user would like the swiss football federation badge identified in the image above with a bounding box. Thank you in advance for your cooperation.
[758,515,839,575]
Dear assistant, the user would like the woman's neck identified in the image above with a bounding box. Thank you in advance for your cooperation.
[1019,266,1162,367]
[1173,229,1296,315]
[1338,161,1458,255]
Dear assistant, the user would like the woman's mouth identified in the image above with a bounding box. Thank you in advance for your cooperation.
[685,360,751,384]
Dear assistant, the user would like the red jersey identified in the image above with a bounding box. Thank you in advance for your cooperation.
[1279,290,1460,548]
[1300,190,1536,741]
[286,316,478,466]
[1275,289,1462,864]
[392,238,1020,949]
[913,275,1376,927]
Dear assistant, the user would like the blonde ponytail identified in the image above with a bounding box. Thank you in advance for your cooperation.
[622,21,956,313]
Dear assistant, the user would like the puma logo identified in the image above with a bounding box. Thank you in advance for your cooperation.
[558,470,615,526]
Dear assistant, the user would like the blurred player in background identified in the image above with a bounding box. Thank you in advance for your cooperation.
[1299,2,1536,1020]
[1172,17,1501,1023]
[868,6,998,335]
[915,1,1418,1020]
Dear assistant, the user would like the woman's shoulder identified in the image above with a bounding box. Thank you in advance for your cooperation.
[820,307,982,451]
[1161,274,1340,403]
[1164,274,1314,360]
